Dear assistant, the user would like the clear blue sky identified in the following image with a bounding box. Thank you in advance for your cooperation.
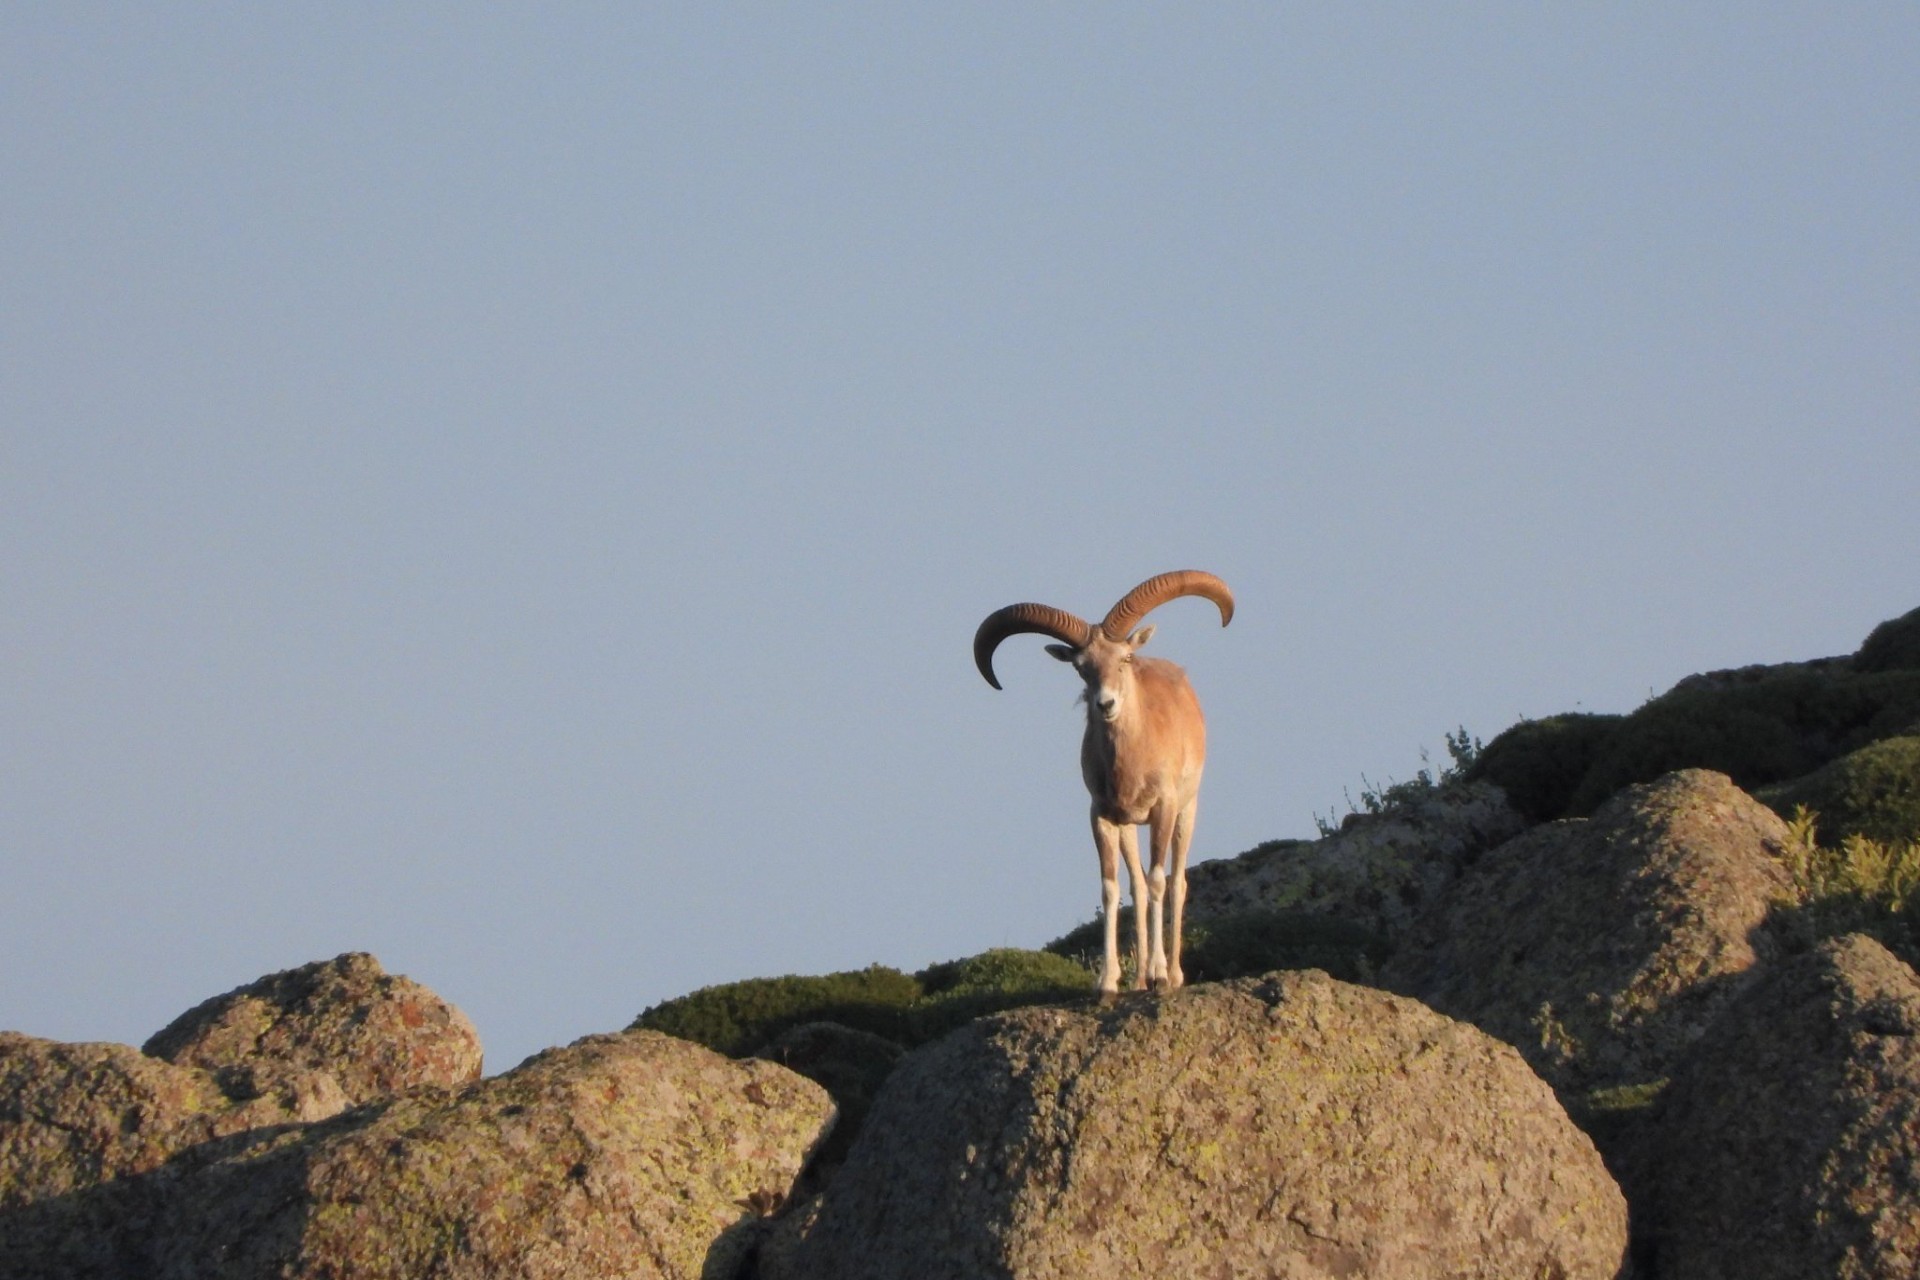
[5,6,1916,1072]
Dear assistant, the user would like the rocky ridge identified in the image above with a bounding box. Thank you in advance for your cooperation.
[5,603,1920,1278]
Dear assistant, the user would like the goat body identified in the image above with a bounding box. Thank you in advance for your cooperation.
[975,571,1232,998]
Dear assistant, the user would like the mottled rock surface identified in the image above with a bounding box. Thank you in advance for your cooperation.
[1184,780,1527,938]
[1653,934,1920,1280]
[1384,769,1796,1093]
[769,971,1626,1280]
[0,1033,339,1211]
[751,1021,904,1176]
[146,1029,834,1280]
[143,952,482,1104]
[0,1033,346,1279]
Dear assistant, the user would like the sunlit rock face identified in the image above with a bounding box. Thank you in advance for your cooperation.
[768,971,1627,1280]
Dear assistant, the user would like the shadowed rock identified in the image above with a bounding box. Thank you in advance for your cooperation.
[1653,934,1920,1280]
[0,1032,345,1278]
[767,971,1626,1280]
[1183,780,1528,940]
[1383,769,1796,1095]
[136,1029,835,1280]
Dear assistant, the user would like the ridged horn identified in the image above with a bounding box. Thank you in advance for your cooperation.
[1100,570,1235,640]
[973,603,1095,690]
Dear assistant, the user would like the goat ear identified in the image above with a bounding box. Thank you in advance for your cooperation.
[1127,624,1156,650]
[1045,644,1078,663]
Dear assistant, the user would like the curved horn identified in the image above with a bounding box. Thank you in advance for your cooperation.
[1100,570,1235,640]
[973,603,1094,690]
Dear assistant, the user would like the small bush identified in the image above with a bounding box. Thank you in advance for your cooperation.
[1467,713,1623,822]
[1315,727,1483,834]
[1182,910,1387,984]
[915,947,1090,1000]
[1856,605,1920,674]
[908,948,1090,1041]
[1771,808,1920,968]
[1759,736,1920,848]
[1043,911,1124,964]
[635,951,1096,1059]
[629,965,922,1057]
[1467,664,1920,822]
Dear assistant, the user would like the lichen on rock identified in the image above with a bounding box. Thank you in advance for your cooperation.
[768,971,1626,1280]
[147,1029,836,1280]
[1180,779,1527,941]
[1653,933,1920,1280]
[1383,769,1798,1097]
[143,952,483,1104]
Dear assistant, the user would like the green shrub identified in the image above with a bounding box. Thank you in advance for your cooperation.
[1315,727,1483,835]
[1044,911,1123,963]
[915,947,1090,1000]
[1759,736,1920,847]
[1770,808,1920,969]
[634,950,1097,1059]
[629,965,922,1057]
[1856,605,1920,674]
[1182,909,1387,984]
[1463,661,1920,823]
[908,948,1090,1041]
[1466,713,1623,821]
[1566,695,1805,814]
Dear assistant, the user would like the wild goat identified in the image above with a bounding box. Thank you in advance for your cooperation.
[974,570,1234,998]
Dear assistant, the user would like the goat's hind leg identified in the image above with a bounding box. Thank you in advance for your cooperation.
[1144,812,1172,990]
[1119,823,1151,991]
[1165,800,1198,991]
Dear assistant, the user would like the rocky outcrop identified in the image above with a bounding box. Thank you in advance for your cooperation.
[145,1029,834,1280]
[0,1033,349,1279]
[768,971,1626,1280]
[1383,770,1796,1094]
[751,1021,904,1176]
[0,1030,834,1280]
[1652,934,1920,1280]
[1183,780,1527,938]
[143,952,483,1104]
[0,1033,342,1210]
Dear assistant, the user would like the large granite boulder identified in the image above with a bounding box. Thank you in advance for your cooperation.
[1383,769,1796,1094]
[1183,780,1528,939]
[768,971,1626,1280]
[145,1029,834,1280]
[0,1033,342,1211]
[0,1033,347,1278]
[143,952,482,1104]
[1652,934,1920,1280]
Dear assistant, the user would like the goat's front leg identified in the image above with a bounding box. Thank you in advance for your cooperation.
[1092,814,1125,1001]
